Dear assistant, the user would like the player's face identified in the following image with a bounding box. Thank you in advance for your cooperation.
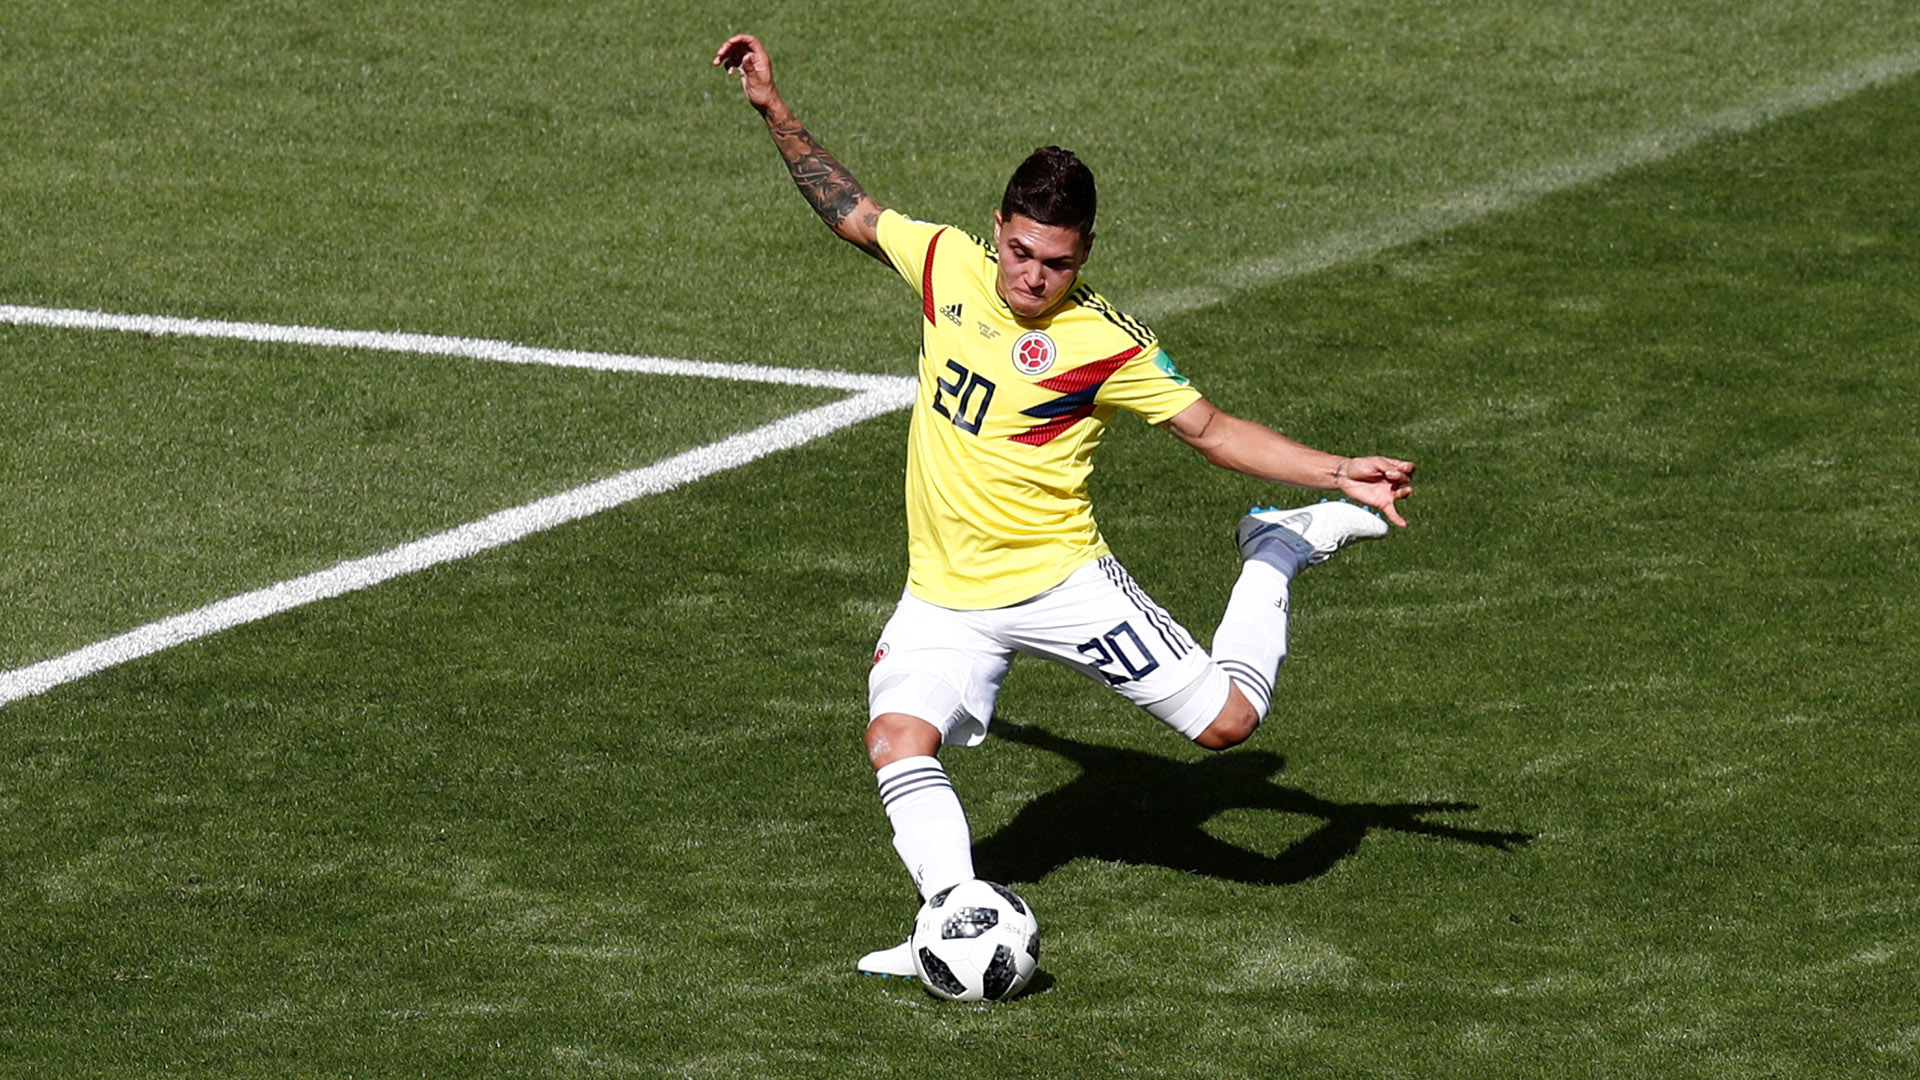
[992,211,1093,320]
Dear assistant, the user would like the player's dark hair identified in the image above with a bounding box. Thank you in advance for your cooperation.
[1001,146,1097,238]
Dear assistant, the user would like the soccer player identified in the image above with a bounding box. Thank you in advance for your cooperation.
[716,34,1416,977]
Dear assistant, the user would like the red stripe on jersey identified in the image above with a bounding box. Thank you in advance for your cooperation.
[1009,347,1142,446]
[921,227,948,324]
[1035,346,1139,393]
[1010,416,1083,446]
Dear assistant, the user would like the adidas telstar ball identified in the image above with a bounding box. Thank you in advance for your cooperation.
[910,878,1040,1001]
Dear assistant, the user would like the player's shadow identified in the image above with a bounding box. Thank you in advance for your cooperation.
[972,720,1532,887]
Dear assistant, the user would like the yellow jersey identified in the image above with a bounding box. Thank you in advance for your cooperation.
[875,209,1203,609]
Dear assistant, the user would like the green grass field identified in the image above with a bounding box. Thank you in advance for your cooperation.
[4,2,1918,1076]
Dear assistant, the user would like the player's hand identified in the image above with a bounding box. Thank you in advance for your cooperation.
[1335,455,1416,527]
[714,34,782,115]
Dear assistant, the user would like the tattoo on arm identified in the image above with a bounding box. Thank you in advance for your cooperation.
[767,117,887,261]
[768,117,864,227]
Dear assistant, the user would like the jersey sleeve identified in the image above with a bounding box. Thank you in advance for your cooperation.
[1098,344,1204,425]
[875,209,948,297]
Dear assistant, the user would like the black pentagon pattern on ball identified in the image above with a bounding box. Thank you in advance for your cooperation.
[1026,930,1041,962]
[985,881,1027,915]
[941,905,1000,940]
[980,945,1020,1000]
[916,947,968,998]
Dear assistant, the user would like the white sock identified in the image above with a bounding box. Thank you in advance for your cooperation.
[1210,559,1291,719]
[875,755,974,899]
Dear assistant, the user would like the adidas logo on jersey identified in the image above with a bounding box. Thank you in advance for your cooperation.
[940,302,964,326]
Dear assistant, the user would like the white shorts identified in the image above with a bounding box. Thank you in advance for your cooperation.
[867,555,1231,746]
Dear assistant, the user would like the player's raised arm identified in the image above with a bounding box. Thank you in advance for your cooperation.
[1162,398,1416,526]
[714,34,888,265]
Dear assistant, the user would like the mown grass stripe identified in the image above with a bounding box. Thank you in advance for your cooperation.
[1135,44,1920,320]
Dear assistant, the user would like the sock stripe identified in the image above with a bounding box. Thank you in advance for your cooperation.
[1218,659,1274,707]
[878,768,949,798]
[1219,660,1270,690]
[883,768,960,803]
[878,764,954,807]
[1218,658,1272,694]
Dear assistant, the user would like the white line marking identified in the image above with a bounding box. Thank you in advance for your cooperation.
[1134,45,1920,320]
[0,307,915,707]
[0,305,906,393]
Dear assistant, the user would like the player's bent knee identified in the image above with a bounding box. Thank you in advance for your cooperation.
[1193,700,1261,751]
[865,712,944,768]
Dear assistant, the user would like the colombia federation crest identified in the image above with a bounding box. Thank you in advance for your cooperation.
[1011,331,1056,376]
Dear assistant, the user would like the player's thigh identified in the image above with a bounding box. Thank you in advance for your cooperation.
[868,591,1012,748]
[1005,556,1221,727]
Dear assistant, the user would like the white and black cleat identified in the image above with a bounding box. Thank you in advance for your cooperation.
[856,939,917,979]
[1236,500,1388,573]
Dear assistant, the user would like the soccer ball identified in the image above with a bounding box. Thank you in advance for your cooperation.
[910,878,1040,1001]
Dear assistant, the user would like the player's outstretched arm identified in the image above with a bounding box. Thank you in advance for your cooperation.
[714,34,888,265]
[1163,398,1416,526]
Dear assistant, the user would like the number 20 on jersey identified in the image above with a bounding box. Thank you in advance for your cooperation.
[931,359,995,434]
